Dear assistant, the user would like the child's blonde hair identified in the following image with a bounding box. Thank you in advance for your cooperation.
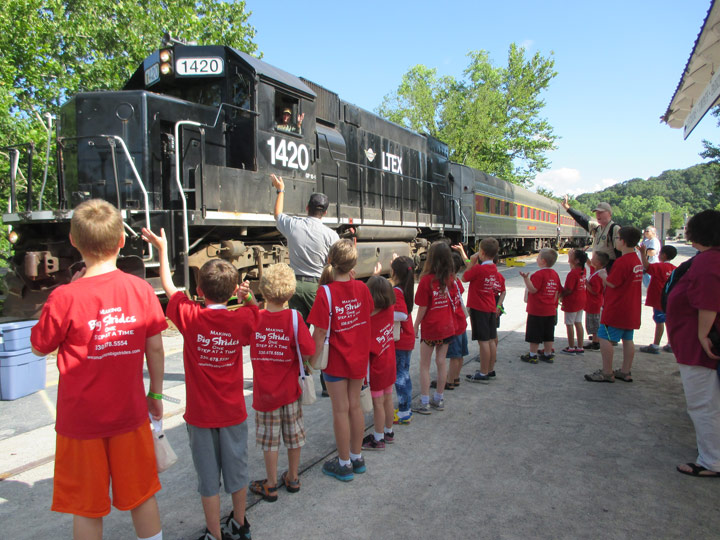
[367,275,395,310]
[320,239,357,285]
[198,259,238,304]
[260,263,296,304]
[70,199,123,259]
[538,248,558,267]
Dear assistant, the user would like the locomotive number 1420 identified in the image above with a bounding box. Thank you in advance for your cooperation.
[266,136,310,171]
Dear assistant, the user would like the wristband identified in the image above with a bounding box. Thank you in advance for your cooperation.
[465,258,471,264]
[276,189,284,194]
[147,391,163,400]
[243,291,253,303]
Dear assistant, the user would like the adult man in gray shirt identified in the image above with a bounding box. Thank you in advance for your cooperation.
[270,173,339,321]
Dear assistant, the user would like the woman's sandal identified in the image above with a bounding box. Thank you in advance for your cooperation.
[676,463,720,478]
[249,479,278,501]
[281,471,301,493]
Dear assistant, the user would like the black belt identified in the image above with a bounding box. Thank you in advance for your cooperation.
[296,275,319,282]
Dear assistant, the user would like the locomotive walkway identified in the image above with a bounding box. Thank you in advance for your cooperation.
[1,243,719,539]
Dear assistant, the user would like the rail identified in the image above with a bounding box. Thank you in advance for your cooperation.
[315,132,459,233]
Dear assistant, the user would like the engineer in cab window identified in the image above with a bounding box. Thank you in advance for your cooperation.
[276,108,304,134]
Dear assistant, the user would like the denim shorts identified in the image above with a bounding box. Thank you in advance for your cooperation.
[598,324,634,342]
[322,372,346,383]
[447,332,469,358]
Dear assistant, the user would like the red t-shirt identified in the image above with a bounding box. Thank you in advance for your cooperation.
[561,267,587,313]
[31,270,167,439]
[667,248,720,369]
[167,293,259,427]
[414,274,456,340]
[369,306,396,391]
[251,309,315,412]
[600,252,643,330]
[526,268,561,316]
[393,287,415,351]
[450,278,468,335]
[645,262,676,310]
[307,280,372,379]
[584,270,605,314]
[463,262,502,313]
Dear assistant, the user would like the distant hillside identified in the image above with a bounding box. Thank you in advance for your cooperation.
[570,163,720,231]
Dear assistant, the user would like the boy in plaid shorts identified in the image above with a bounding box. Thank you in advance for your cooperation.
[143,228,257,540]
[249,263,315,501]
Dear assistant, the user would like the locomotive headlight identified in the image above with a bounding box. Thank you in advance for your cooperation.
[8,231,18,244]
[160,63,172,75]
[159,50,171,63]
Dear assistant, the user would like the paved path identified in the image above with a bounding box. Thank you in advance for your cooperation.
[2,243,718,539]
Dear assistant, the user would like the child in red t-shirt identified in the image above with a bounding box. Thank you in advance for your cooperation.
[362,276,397,451]
[583,251,609,350]
[585,226,644,383]
[559,249,588,355]
[412,242,456,414]
[31,200,166,540]
[638,244,678,354]
[143,227,257,540]
[249,263,315,502]
[390,256,415,425]
[520,248,561,364]
[307,239,373,481]
[459,238,503,382]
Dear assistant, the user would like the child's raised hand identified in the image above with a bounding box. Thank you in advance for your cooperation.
[637,244,646,255]
[141,227,167,252]
[237,280,251,300]
[519,271,530,279]
[373,261,382,275]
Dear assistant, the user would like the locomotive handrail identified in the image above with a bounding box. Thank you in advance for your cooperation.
[174,120,201,295]
[1,142,35,213]
[56,134,154,262]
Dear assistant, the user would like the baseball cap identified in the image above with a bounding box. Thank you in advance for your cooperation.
[308,193,329,212]
[282,108,292,115]
[593,202,612,213]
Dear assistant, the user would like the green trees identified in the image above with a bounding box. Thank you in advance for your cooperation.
[378,45,557,186]
[0,0,257,210]
[574,164,719,231]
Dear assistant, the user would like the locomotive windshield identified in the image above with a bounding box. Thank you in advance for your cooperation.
[164,79,224,108]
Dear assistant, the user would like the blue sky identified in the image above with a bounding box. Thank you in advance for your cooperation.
[246,0,717,195]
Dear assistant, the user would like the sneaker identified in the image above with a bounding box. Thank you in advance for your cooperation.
[322,456,354,481]
[411,399,432,415]
[384,430,395,444]
[321,390,330,397]
[222,512,251,540]
[584,369,615,383]
[613,369,633,382]
[466,370,490,383]
[561,347,577,355]
[539,353,555,363]
[393,408,399,423]
[573,348,584,355]
[429,396,445,411]
[520,353,538,364]
[663,344,673,353]
[487,370,496,378]
[197,531,220,540]
[538,348,555,356]
[583,342,600,350]
[394,412,412,425]
[351,456,366,474]
[362,433,386,451]
[640,345,660,354]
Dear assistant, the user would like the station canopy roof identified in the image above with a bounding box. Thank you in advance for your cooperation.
[663,0,720,138]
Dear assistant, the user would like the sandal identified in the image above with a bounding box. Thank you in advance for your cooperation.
[249,479,278,502]
[281,471,301,493]
[677,463,720,477]
[430,380,455,391]
[613,369,633,382]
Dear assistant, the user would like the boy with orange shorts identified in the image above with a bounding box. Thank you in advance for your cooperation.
[31,199,167,540]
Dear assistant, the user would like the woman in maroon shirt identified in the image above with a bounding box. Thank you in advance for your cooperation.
[666,210,720,477]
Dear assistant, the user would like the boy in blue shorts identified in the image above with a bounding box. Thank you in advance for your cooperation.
[585,226,644,383]
[143,228,258,540]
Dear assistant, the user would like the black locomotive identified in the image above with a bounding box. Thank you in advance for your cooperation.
[1,39,586,318]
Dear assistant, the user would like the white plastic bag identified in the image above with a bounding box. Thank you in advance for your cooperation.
[150,415,178,473]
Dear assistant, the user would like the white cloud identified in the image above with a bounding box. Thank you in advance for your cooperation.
[534,167,582,190]
[519,39,534,50]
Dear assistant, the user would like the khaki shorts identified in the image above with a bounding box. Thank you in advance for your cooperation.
[255,399,306,452]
